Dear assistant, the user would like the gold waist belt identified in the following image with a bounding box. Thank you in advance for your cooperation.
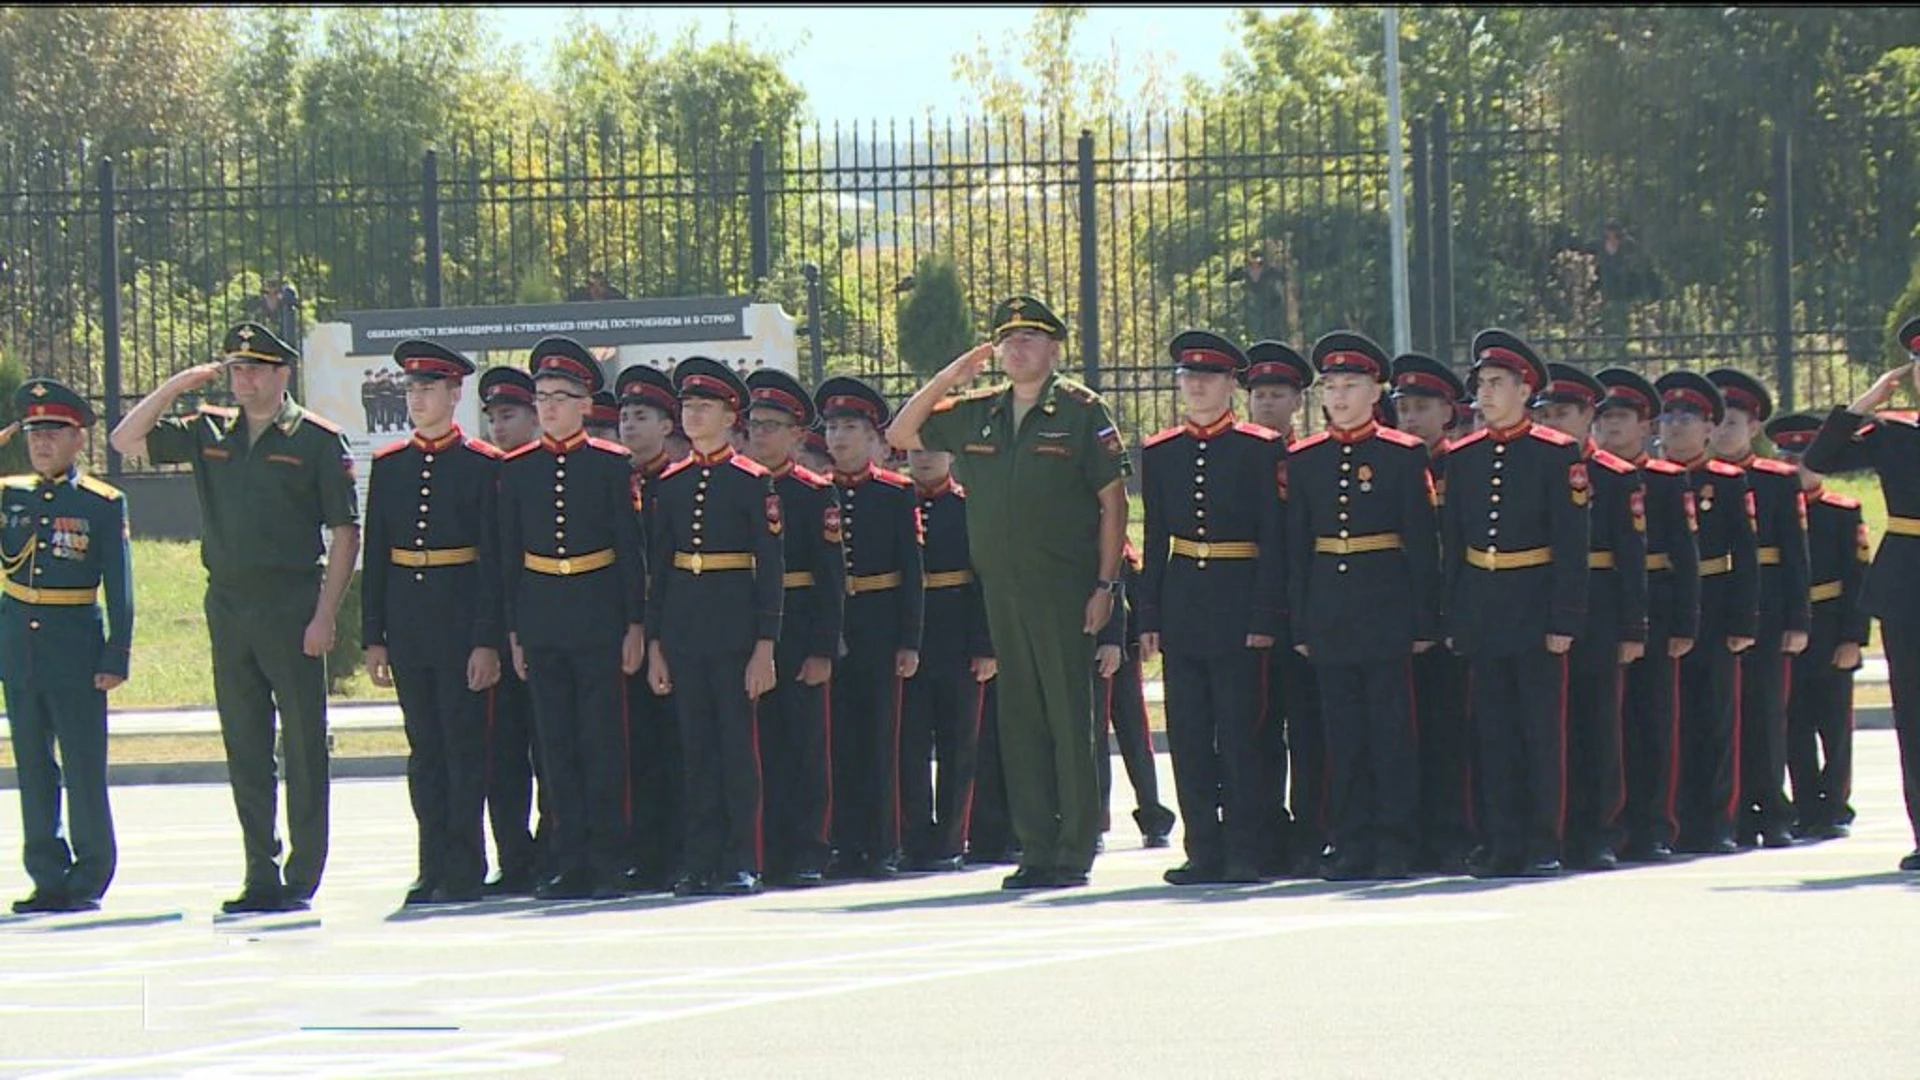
[390,546,478,568]
[2,580,97,606]
[1886,516,1920,537]
[782,571,815,589]
[1698,554,1734,577]
[523,549,615,576]
[1588,551,1615,569]
[1170,537,1259,560]
[672,551,755,574]
[1757,546,1783,566]
[1314,533,1403,556]
[1465,546,1552,571]
[924,569,976,589]
[1646,554,1673,571]
[847,572,903,596]
[1809,580,1843,603]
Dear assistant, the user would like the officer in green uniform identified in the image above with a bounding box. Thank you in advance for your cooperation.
[1,379,133,914]
[890,295,1132,890]
[110,322,361,914]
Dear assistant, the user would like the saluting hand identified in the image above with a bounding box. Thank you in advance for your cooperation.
[365,644,393,688]
[1848,362,1915,415]
[937,343,995,392]
[0,421,18,449]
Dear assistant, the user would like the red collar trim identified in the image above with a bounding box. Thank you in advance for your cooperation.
[541,430,587,453]
[690,445,734,466]
[834,464,874,487]
[915,476,955,499]
[1184,411,1236,440]
[765,457,796,479]
[412,425,462,453]
[1675,453,1711,471]
[1721,451,1756,468]
[1330,420,1377,445]
[1488,419,1532,444]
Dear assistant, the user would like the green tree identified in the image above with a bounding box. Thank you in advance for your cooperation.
[896,254,974,378]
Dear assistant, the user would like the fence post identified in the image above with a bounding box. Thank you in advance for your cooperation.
[98,155,123,477]
[1429,103,1456,364]
[749,140,770,286]
[1771,125,1794,413]
[1409,116,1432,354]
[1076,129,1100,389]
[802,262,826,386]
[422,149,443,308]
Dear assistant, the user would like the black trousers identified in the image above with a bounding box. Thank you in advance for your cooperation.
[1880,623,1920,849]
[1737,633,1792,840]
[900,663,985,861]
[1318,659,1419,863]
[484,670,546,880]
[1676,644,1741,847]
[626,668,683,882]
[1564,640,1626,856]
[1621,645,1681,850]
[1283,650,1329,858]
[1468,649,1567,861]
[1413,647,1472,861]
[393,663,488,891]
[1251,648,1292,862]
[830,648,902,862]
[669,648,763,878]
[967,683,1014,856]
[1787,652,1855,831]
[525,642,628,881]
[760,658,832,875]
[1096,654,1166,830]
[1162,649,1266,869]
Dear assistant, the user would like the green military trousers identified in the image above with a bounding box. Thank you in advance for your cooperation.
[981,580,1102,876]
[5,678,114,901]
[206,571,330,900]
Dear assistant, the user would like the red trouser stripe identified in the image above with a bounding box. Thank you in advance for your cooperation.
[750,697,764,872]
[958,681,986,845]
[818,682,835,846]
[1727,656,1745,821]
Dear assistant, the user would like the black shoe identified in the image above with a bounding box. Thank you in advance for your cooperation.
[403,879,439,907]
[484,869,537,897]
[1584,847,1620,872]
[221,886,287,915]
[591,881,629,901]
[671,874,710,897]
[619,868,669,895]
[1761,829,1795,850]
[786,868,825,888]
[1222,861,1266,884]
[908,855,966,873]
[1134,805,1177,847]
[1708,837,1740,856]
[432,883,484,904]
[1899,850,1920,872]
[864,854,901,880]
[57,896,100,913]
[1051,870,1089,888]
[1162,861,1225,886]
[713,872,762,896]
[1321,851,1374,882]
[1288,849,1324,880]
[824,852,867,880]
[1372,854,1412,881]
[1001,867,1054,890]
[11,890,72,915]
[1467,848,1523,879]
[1523,857,1562,878]
[1430,849,1469,876]
[534,870,595,901]
[1821,822,1851,840]
[966,846,1020,867]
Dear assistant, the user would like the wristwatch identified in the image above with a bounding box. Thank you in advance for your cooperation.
[1096,578,1124,597]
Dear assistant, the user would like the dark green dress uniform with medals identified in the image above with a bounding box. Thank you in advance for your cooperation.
[1389,350,1475,872]
[816,377,923,879]
[1140,331,1286,884]
[1443,331,1588,877]
[1596,368,1700,862]
[744,369,844,887]
[475,366,547,891]
[1244,340,1317,873]
[363,340,502,904]
[1288,333,1439,881]
[617,363,687,891]
[1538,364,1647,871]
[497,337,647,900]
[145,323,358,911]
[1655,371,1759,854]
[1707,368,1811,849]
[915,296,1131,888]
[1768,413,1866,839]
[650,358,784,896]
[2,379,131,914]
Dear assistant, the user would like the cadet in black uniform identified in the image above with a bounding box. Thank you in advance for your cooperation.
[1594,368,1699,863]
[1706,369,1811,850]
[616,363,684,892]
[1655,371,1759,855]
[1388,351,1474,872]
[478,366,547,893]
[900,447,997,871]
[1,379,133,914]
[1444,330,1588,878]
[587,390,620,442]
[647,358,784,897]
[1767,413,1867,841]
[363,340,502,906]
[1803,325,1920,871]
[1287,332,1439,881]
[1094,541,1175,850]
[498,336,648,900]
[1535,364,1647,871]
[817,377,924,879]
[1243,340,1317,874]
[1138,331,1285,884]
[743,369,844,887]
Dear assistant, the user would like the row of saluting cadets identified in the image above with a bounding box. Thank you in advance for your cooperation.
[7,311,1920,915]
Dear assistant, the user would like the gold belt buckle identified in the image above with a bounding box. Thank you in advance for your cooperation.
[1195,541,1211,559]
[689,552,704,575]
[556,557,572,575]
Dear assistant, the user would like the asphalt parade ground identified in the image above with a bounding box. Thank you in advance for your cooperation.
[0,732,1913,1079]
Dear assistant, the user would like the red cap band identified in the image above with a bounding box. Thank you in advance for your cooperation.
[484,383,533,406]
[535,355,596,384]
[682,374,741,408]
[402,356,465,379]
[1395,371,1457,399]
[1722,386,1763,414]
[1602,386,1653,418]
[825,394,881,424]
[1663,388,1714,416]
[1478,346,1538,388]
[1178,347,1236,371]
[1771,430,1816,450]
[1247,361,1303,387]
[751,386,808,418]
[1547,378,1597,404]
[1324,350,1379,377]
[24,402,83,426]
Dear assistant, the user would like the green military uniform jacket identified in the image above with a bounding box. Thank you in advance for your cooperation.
[0,469,134,683]
[145,396,360,577]
[917,371,1131,583]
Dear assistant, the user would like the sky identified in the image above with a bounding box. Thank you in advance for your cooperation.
[487,6,1257,122]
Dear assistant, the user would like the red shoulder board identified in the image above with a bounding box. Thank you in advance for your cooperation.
[1288,431,1332,454]
[1529,425,1576,447]
[1376,426,1424,449]
[299,411,344,435]
[1707,460,1744,478]
[1750,457,1797,476]
[502,441,542,461]
[373,438,409,460]
[1143,426,1184,449]
[792,464,831,489]
[1590,448,1635,475]
[659,457,697,480]
[1643,458,1686,476]
[587,436,632,458]
[1879,410,1920,426]
[872,467,912,489]
[950,481,968,498]
[464,437,504,459]
[730,455,770,478]
[1233,421,1280,442]
[1444,429,1490,452]
[1820,491,1861,510]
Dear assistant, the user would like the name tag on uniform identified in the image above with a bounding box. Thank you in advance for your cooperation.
[203,447,231,460]
[1033,444,1073,458]
[267,453,304,467]
[962,443,998,456]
